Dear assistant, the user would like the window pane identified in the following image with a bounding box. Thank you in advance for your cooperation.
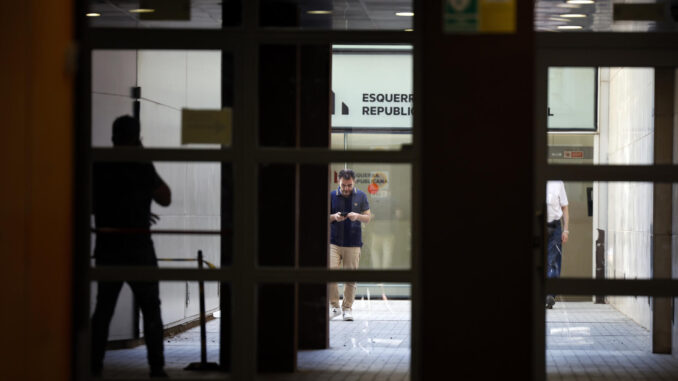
[89,281,228,378]
[332,45,413,151]
[255,282,411,378]
[257,163,412,270]
[91,162,231,268]
[543,181,676,280]
[547,67,667,165]
[86,0,241,28]
[536,1,678,32]
[548,67,596,131]
[330,163,412,270]
[260,0,413,30]
[92,50,233,149]
[546,296,678,380]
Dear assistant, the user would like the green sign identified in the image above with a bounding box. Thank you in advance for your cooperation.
[443,0,478,33]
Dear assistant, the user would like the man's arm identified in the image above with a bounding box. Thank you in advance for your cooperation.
[152,176,171,207]
[561,205,569,243]
[348,209,371,224]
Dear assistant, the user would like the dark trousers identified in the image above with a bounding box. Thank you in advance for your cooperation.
[91,280,165,371]
[546,222,562,300]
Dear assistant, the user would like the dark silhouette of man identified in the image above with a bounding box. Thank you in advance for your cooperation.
[90,115,171,378]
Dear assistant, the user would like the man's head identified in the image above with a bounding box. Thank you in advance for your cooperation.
[112,115,141,147]
[338,169,356,197]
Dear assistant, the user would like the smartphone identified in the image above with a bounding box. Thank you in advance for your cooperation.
[339,212,348,217]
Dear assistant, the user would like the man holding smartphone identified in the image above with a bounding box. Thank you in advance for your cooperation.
[329,169,371,321]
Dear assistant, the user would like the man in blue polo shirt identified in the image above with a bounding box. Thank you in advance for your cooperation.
[329,169,371,321]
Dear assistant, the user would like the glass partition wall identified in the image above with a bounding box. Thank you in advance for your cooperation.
[537,49,678,380]
[75,1,418,380]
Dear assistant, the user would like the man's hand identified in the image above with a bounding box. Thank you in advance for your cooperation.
[332,212,347,222]
[562,231,569,243]
[347,212,360,221]
[149,212,160,225]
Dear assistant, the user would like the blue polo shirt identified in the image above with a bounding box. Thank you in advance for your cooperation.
[330,187,370,247]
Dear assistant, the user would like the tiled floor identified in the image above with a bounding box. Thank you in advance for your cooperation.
[546,301,678,381]
[99,300,678,380]
[99,299,410,380]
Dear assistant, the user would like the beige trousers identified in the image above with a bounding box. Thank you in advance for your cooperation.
[328,244,361,309]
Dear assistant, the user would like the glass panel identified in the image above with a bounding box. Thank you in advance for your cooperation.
[260,0,413,30]
[330,163,412,269]
[256,163,411,269]
[332,45,413,150]
[546,296,678,380]
[91,162,231,268]
[543,181,677,280]
[86,0,241,28]
[89,281,227,378]
[255,282,411,379]
[536,0,678,32]
[548,67,596,131]
[92,50,233,149]
[258,44,412,149]
[548,67,661,165]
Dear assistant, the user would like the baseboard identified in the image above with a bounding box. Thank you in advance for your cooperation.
[106,313,216,350]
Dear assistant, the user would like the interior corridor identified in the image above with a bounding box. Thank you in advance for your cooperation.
[547,301,678,381]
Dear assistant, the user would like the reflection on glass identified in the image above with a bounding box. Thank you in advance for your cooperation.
[260,0,413,30]
[536,0,678,32]
[87,0,241,29]
[90,281,223,378]
[548,67,658,165]
[92,50,232,149]
[330,163,411,270]
[546,296,678,380]
[544,181,677,280]
[331,45,413,151]
[91,161,228,268]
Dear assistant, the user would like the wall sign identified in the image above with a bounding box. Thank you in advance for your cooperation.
[443,0,516,34]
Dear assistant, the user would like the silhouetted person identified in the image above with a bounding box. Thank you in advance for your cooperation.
[90,115,171,378]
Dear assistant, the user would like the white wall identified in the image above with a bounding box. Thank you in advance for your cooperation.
[91,50,222,340]
[597,67,654,329]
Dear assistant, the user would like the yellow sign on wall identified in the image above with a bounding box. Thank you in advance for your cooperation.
[443,0,516,34]
[181,108,232,146]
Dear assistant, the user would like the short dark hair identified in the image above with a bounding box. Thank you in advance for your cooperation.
[112,115,140,146]
[338,169,355,180]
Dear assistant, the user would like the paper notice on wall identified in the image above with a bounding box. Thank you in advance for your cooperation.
[181,108,232,146]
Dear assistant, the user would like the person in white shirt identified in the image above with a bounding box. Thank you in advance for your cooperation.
[546,181,569,309]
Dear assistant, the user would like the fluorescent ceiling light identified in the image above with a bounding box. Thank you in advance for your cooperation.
[558,25,583,30]
[560,14,587,18]
[549,17,569,22]
[307,10,332,15]
[129,9,155,13]
[567,0,594,4]
[395,12,414,17]
[86,12,101,17]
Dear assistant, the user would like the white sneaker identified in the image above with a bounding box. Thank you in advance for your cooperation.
[329,307,341,320]
[342,308,353,321]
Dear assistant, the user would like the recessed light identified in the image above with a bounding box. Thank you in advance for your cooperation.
[129,9,155,13]
[307,10,332,15]
[404,28,414,32]
[395,12,414,17]
[86,12,101,17]
[567,0,594,4]
[558,25,583,30]
[560,14,587,18]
